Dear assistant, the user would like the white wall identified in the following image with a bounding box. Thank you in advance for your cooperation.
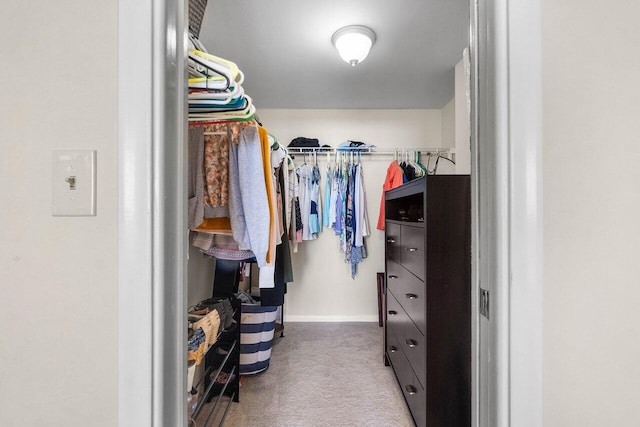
[543,1,640,425]
[455,58,471,174]
[442,98,455,149]
[440,56,471,174]
[257,109,443,321]
[0,2,118,426]
[188,245,216,307]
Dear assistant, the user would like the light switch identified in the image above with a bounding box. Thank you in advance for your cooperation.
[52,150,96,216]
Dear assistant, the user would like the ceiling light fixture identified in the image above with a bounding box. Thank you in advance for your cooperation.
[331,25,376,67]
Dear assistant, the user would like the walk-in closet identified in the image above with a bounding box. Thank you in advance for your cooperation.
[184,1,471,426]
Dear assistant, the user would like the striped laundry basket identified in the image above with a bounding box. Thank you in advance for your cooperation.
[239,304,278,375]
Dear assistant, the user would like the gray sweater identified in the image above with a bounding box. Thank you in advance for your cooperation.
[228,126,270,267]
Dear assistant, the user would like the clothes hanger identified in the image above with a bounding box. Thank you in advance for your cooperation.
[188,102,256,123]
[188,52,232,90]
[425,153,433,174]
[189,49,241,81]
[188,96,249,115]
[189,96,253,117]
[189,84,244,104]
[188,50,245,92]
[415,151,427,175]
[434,154,456,174]
[410,151,425,177]
[269,134,280,150]
[404,150,415,173]
[188,33,208,54]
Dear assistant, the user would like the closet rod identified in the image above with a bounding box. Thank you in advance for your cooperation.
[286,147,452,156]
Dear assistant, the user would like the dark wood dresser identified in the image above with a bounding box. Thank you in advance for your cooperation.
[384,175,471,427]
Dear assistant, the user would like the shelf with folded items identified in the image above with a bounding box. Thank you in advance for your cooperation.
[189,295,241,426]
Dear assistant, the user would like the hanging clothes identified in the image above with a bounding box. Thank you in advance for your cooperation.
[344,163,355,270]
[354,163,370,247]
[258,126,278,288]
[400,160,417,182]
[185,41,299,293]
[350,163,369,278]
[208,124,282,289]
[323,162,332,228]
[260,166,294,307]
[283,156,293,233]
[337,160,348,252]
[297,163,314,241]
[319,151,371,278]
[189,121,257,233]
[297,163,309,240]
[287,160,302,252]
[277,169,294,285]
[376,160,405,230]
[203,122,255,217]
[202,124,231,216]
[325,154,340,233]
[228,125,270,269]
[188,126,205,230]
[309,162,322,237]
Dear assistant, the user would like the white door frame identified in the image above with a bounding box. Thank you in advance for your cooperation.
[470,0,543,426]
[118,0,188,425]
[117,0,543,425]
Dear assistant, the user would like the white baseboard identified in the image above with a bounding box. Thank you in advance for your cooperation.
[283,314,379,323]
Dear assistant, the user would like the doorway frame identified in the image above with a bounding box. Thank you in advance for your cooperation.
[469,0,543,426]
[118,0,188,425]
[117,0,543,425]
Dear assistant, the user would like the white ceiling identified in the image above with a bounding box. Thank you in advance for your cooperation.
[198,0,469,109]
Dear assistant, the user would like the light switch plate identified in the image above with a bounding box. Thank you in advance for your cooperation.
[52,150,96,216]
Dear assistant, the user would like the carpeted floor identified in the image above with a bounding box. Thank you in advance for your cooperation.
[194,322,414,427]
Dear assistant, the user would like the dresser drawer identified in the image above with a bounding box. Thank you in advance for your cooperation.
[385,324,405,370]
[398,315,426,389]
[388,327,426,427]
[387,292,426,388]
[403,370,426,427]
[386,291,411,349]
[386,259,426,336]
[385,222,401,262]
[400,225,425,280]
[386,328,426,427]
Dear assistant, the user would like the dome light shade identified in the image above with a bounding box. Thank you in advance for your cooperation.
[331,25,376,66]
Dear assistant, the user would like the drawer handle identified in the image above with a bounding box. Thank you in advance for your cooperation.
[406,247,419,252]
[388,345,398,353]
[386,238,397,244]
[406,339,418,348]
[405,293,418,300]
[388,310,398,316]
[405,385,418,395]
[388,275,398,279]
